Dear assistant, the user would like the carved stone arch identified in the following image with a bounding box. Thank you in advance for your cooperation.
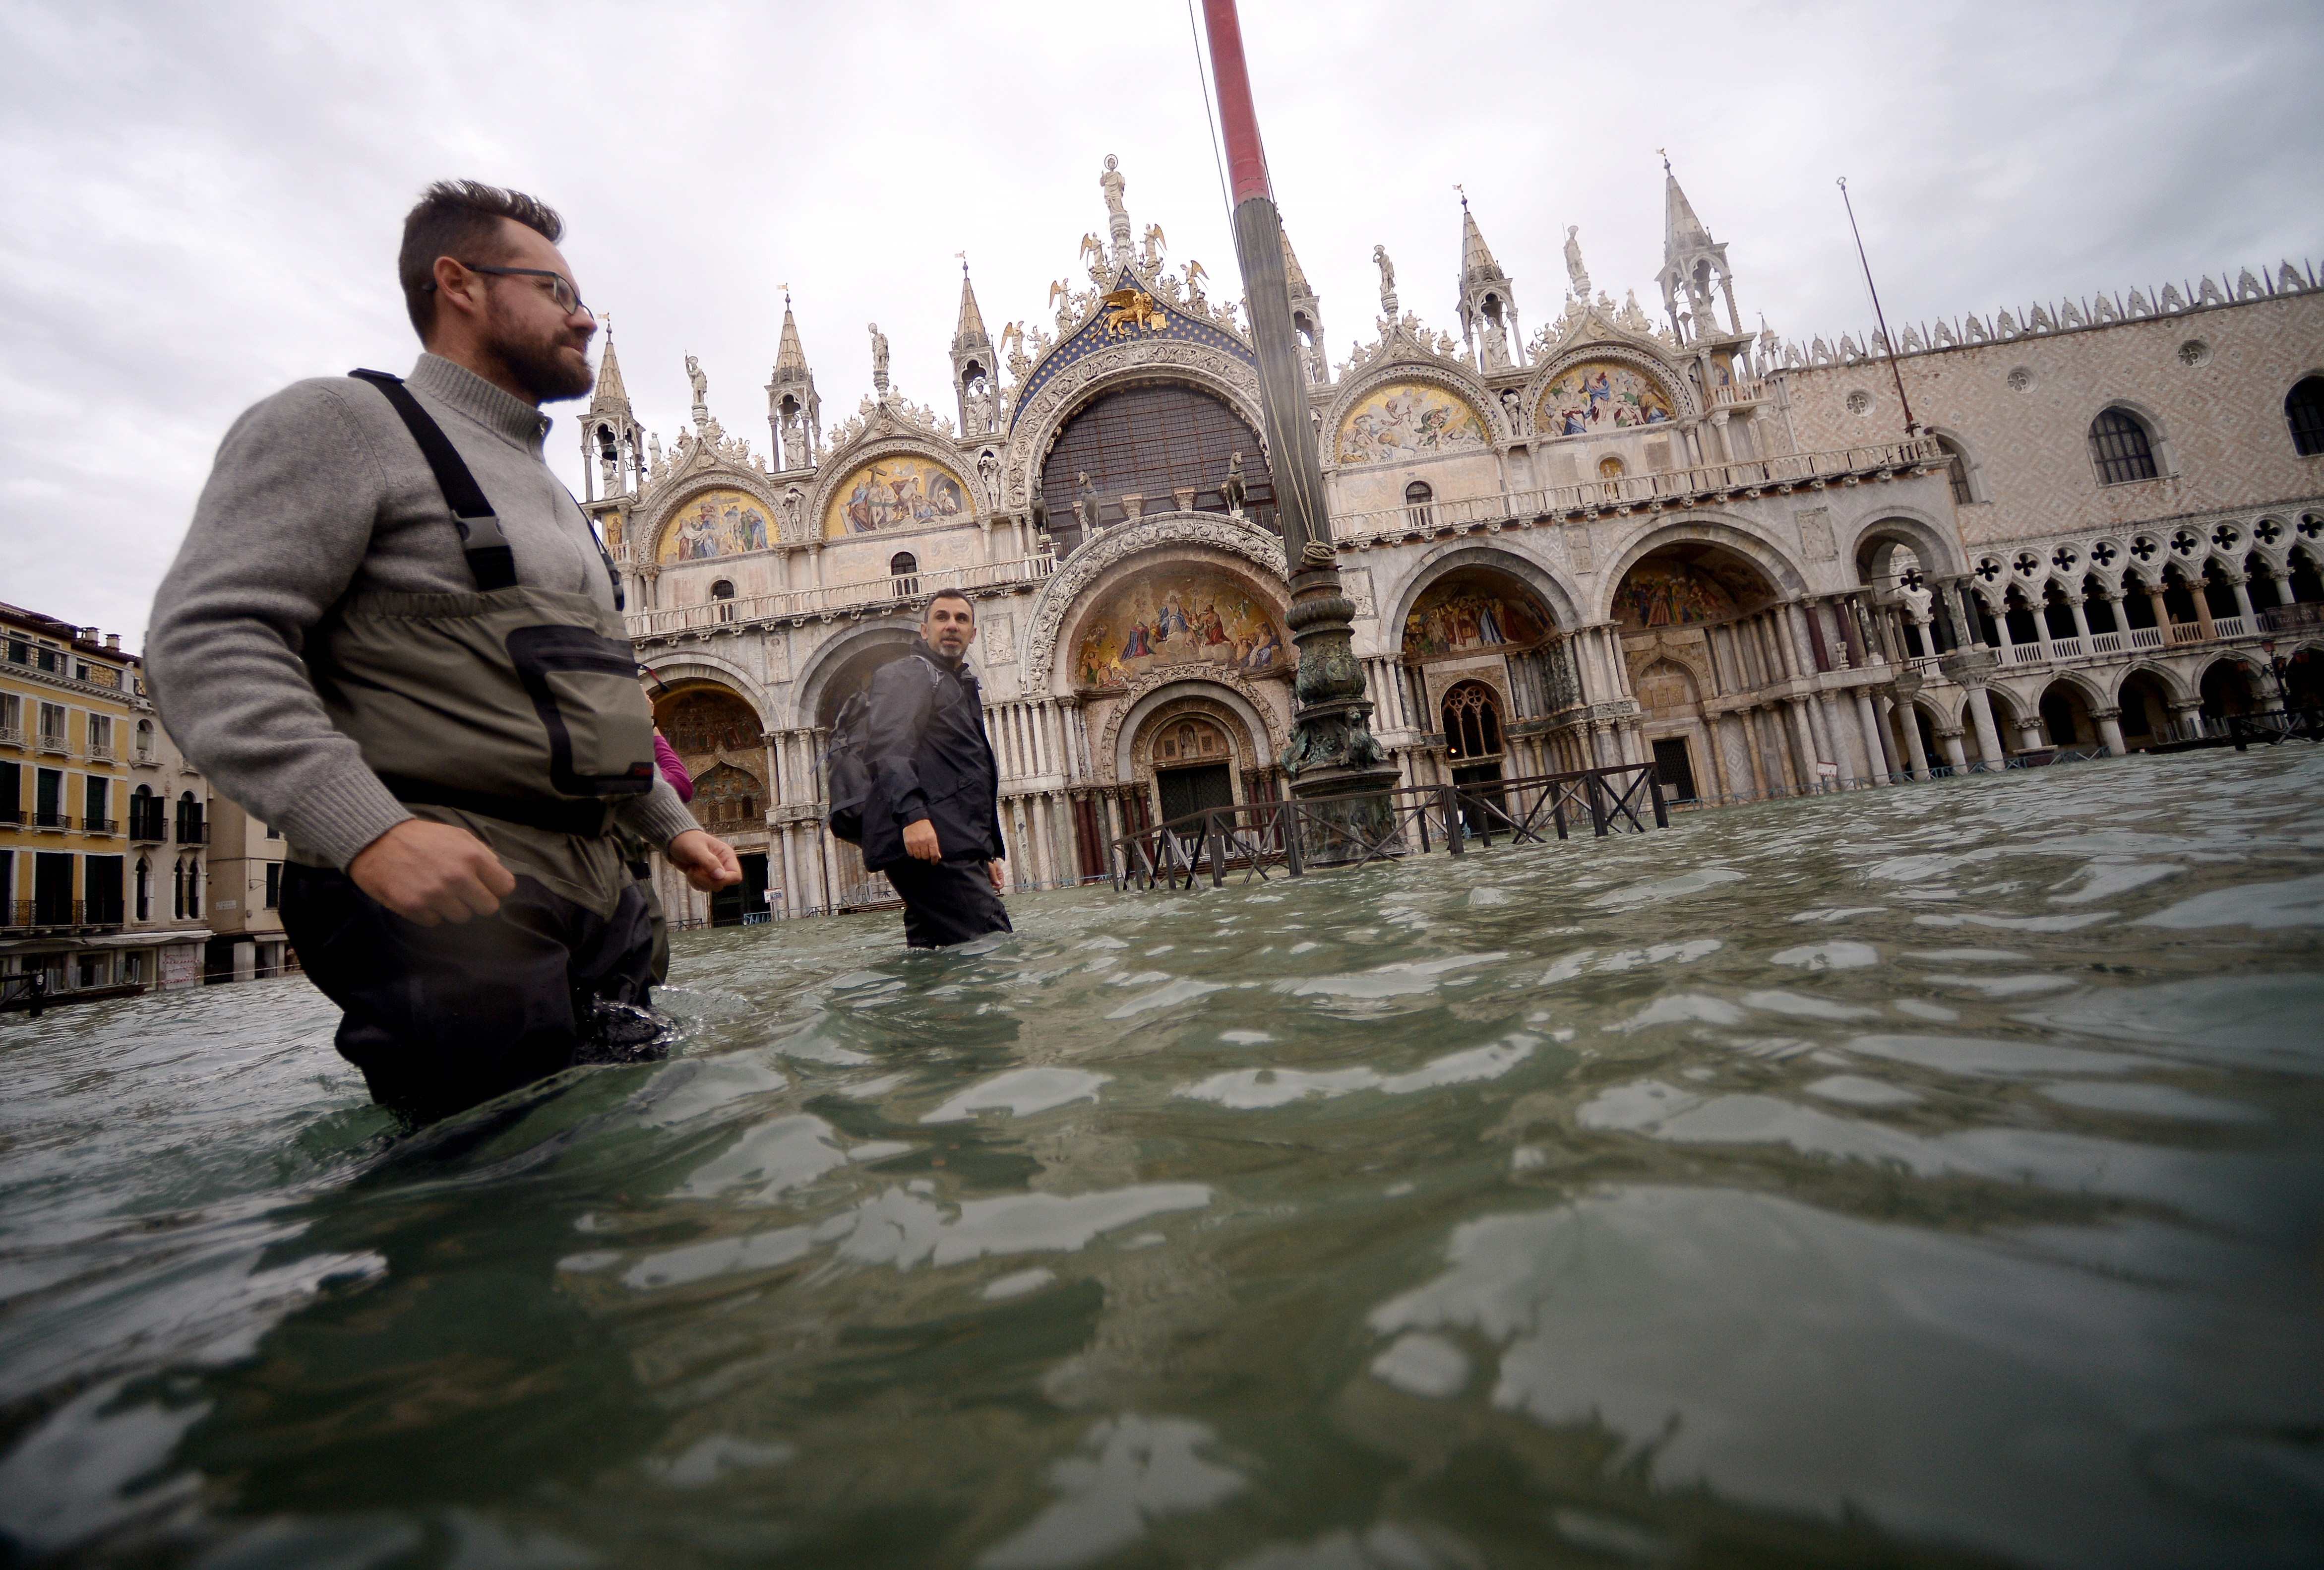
[1842,507,1966,588]
[2107,661,2195,707]
[806,431,988,541]
[1520,338,1699,425]
[1100,672,1282,785]
[1322,353,1502,455]
[1923,424,1987,504]
[641,466,785,562]
[639,651,773,728]
[1002,341,1265,514]
[2033,666,2113,710]
[1591,514,1811,624]
[1023,511,1288,692]
[1128,692,1262,782]
[792,618,926,728]
[2088,395,2180,481]
[1381,541,1585,640]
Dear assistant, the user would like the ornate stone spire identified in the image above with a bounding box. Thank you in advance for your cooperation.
[765,293,821,471]
[1455,192,1523,371]
[952,259,991,358]
[588,322,631,415]
[774,298,810,375]
[1281,227,1327,385]
[580,319,645,502]
[1657,157,1737,343]
[953,258,1000,438]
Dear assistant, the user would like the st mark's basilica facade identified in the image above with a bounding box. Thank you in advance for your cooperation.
[576,157,2324,922]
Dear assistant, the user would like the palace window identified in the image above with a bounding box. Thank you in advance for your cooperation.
[710,579,735,623]
[1442,682,1503,761]
[1404,480,1434,527]
[2288,377,2324,457]
[890,552,919,597]
[1936,436,1976,505]
[1598,455,1627,479]
[2088,407,2158,485]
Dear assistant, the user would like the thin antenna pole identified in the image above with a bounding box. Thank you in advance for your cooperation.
[1837,177,1918,438]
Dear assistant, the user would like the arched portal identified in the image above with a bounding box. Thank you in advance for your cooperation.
[2199,658,2262,723]
[2116,670,2175,745]
[1126,693,1265,827]
[1041,383,1274,554]
[1399,564,1567,777]
[2037,681,2096,749]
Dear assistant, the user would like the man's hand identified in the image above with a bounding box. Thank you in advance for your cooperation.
[903,818,943,862]
[348,818,516,926]
[670,829,743,891]
[987,859,1007,893]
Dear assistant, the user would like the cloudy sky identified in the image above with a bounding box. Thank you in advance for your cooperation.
[5,0,2319,649]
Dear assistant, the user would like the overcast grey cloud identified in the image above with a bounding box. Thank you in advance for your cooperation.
[4,0,2318,648]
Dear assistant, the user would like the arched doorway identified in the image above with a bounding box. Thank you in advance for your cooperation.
[1151,716,1236,822]
[1399,565,1564,778]
[2116,671,2173,747]
[1441,679,1508,834]
[2199,659,2262,725]
[1040,382,1274,554]
[652,681,771,921]
[2037,681,2096,749]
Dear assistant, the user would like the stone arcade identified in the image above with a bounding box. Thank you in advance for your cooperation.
[580,157,2324,924]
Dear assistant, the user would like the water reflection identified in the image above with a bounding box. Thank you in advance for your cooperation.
[0,748,2320,1566]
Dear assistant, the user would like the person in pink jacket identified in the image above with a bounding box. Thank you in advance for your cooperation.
[628,673,695,980]
[654,731,693,804]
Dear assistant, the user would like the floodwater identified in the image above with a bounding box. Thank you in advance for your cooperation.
[4,752,2323,1570]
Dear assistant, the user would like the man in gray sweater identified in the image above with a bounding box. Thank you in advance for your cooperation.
[148,180,739,1124]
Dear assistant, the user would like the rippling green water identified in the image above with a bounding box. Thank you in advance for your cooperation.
[4,749,2323,1569]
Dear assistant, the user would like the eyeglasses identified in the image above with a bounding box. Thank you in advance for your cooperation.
[426,262,592,318]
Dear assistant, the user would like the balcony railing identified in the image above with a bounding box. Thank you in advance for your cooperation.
[176,822,208,845]
[129,819,167,843]
[628,552,1058,640]
[83,817,118,836]
[85,745,115,763]
[0,900,124,932]
[1334,435,1947,544]
[0,726,23,748]
[36,733,68,755]
[30,809,71,830]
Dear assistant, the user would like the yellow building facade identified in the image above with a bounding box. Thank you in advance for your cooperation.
[1,600,212,1006]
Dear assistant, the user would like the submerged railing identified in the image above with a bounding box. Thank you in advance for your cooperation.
[1109,762,1668,892]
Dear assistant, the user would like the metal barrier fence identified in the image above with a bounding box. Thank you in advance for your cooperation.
[1108,762,1669,892]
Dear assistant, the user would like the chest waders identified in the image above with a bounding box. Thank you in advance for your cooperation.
[307,370,658,914]
[274,371,670,1126]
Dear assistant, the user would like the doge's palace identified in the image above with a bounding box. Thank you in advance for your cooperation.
[580,157,2324,925]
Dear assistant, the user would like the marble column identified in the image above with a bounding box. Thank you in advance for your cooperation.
[2143,581,2170,635]
[1785,697,1822,790]
[2066,593,2092,642]
[779,825,800,916]
[1737,706,1771,795]
[1961,683,2005,768]
[2266,567,2297,606]
[1893,695,1932,781]
[1704,715,1735,799]
[1853,689,1891,783]
[1937,726,1969,773]
[2228,574,2257,622]
[2092,706,2127,756]
[2168,700,2205,741]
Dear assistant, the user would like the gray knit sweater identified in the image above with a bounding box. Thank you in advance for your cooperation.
[148,353,698,870]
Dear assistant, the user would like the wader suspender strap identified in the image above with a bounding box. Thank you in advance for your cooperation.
[347,369,519,591]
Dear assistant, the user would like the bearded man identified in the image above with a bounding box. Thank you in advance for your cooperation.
[148,180,740,1126]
